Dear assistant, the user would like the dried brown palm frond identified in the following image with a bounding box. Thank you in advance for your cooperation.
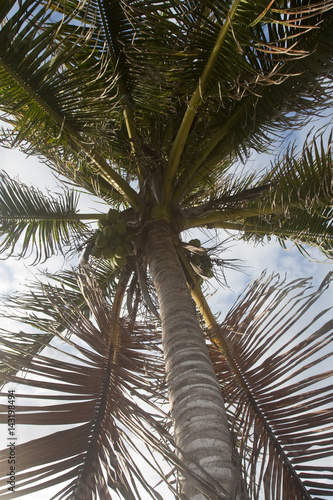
[0,268,241,500]
[210,272,333,500]
[0,263,122,389]
[0,266,175,499]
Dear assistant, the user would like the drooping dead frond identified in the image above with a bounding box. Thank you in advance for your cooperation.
[0,268,171,499]
[211,272,333,500]
[0,268,240,499]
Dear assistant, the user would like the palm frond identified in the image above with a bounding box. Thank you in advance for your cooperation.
[0,0,115,133]
[266,134,333,212]
[1,0,332,206]
[0,263,122,391]
[2,265,118,322]
[0,268,236,499]
[0,171,92,263]
[211,272,333,500]
[183,134,333,259]
[15,139,131,208]
[242,134,333,259]
[170,0,333,202]
[240,208,333,260]
[0,1,141,207]
[0,269,169,499]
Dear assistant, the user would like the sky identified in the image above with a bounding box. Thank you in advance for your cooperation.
[0,119,332,499]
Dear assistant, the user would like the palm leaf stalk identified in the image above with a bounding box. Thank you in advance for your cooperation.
[162,0,242,207]
[0,0,333,498]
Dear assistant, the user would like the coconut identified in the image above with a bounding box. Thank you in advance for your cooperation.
[95,233,109,248]
[115,244,127,259]
[201,255,212,269]
[115,255,127,268]
[202,268,214,279]
[107,208,119,223]
[188,238,201,248]
[192,254,201,266]
[112,235,123,246]
[114,220,127,235]
[91,245,102,258]
[101,246,115,259]
[97,216,109,230]
[103,225,113,239]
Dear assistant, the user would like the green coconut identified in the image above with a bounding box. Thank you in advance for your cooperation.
[201,255,212,269]
[112,235,123,246]
[124,228,135,242]
[107,208,119,223]
[91,245,102,258]
[95,233,109,248]
[97,216,109,230]
[188,238,201,248]
[186,144,195,155]
[202,268,214,279]
[114,220,127,236]
[115,244,127,259]
[114,255,127,268]
[103,225,114,239]
[192,254,201,266]
[101,246,115,259]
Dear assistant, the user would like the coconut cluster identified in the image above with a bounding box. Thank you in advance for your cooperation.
[186,239,214,280]
[91,209,135,268]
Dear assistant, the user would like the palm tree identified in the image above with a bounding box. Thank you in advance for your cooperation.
[0,1,333,498]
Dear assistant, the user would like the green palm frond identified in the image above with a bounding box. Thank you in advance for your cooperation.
[242,135,333,258]
[240,208,333,260]
[169,1,333,203]
[0,1,141,207]
[211,272,333,500]
[0,0,116,133]
[266,134,333,212]
[2,0,332,207]
[184,134,333,259]
[0,171,91,263]
[9,137,130,208]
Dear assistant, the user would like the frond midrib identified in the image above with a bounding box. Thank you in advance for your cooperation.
[72,268,131,498]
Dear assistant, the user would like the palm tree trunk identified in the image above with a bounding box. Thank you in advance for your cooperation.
[145,221,238,500]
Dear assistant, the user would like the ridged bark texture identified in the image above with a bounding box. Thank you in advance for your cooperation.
[145,221,237,500]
